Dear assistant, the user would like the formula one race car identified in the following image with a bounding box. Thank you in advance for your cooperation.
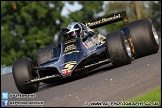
[12,11,159,94]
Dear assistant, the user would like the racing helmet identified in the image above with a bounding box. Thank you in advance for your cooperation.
[67,22,83,39]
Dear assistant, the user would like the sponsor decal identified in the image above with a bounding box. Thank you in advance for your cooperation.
[86,14,121,27]
[82,42,88,49]
[64,39,76,44]
[64,44,76,53]
[31,75,56,82]
[85,40,94,48]
[62,50,80,56]
[62,61,77,75]
[62,69,71,75]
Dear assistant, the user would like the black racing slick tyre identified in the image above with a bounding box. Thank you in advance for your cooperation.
[126,18,159,58]
[12,58,39,94]
[106,30,132,67]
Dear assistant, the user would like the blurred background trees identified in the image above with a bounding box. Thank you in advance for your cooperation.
[149,1,161,36]
[1,1,161,66]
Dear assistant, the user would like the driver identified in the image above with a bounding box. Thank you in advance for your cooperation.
[62,22,105,44]
[63,22,95,39]
[66,22,83,38]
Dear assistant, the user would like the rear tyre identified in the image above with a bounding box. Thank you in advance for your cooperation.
[126,18,159,58]
[106,30,132,67]
[12,58,39,94]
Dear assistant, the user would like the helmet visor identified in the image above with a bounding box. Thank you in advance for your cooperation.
[67,28,80,38]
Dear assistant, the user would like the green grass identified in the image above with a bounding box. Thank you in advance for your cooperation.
[121,87,161,107]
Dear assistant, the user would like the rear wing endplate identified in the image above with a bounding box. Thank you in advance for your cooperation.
[82,11,129,29]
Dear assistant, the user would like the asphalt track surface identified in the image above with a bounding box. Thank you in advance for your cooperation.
[1,39,161,107]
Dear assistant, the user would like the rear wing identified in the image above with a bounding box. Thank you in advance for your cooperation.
[82,11,129,29]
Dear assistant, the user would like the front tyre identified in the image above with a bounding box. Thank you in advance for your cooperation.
[12,58,39,94]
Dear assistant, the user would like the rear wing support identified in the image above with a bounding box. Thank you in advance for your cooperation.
[82,11,129,29]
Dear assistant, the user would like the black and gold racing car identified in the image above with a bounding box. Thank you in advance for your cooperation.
[12,11,159,94]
